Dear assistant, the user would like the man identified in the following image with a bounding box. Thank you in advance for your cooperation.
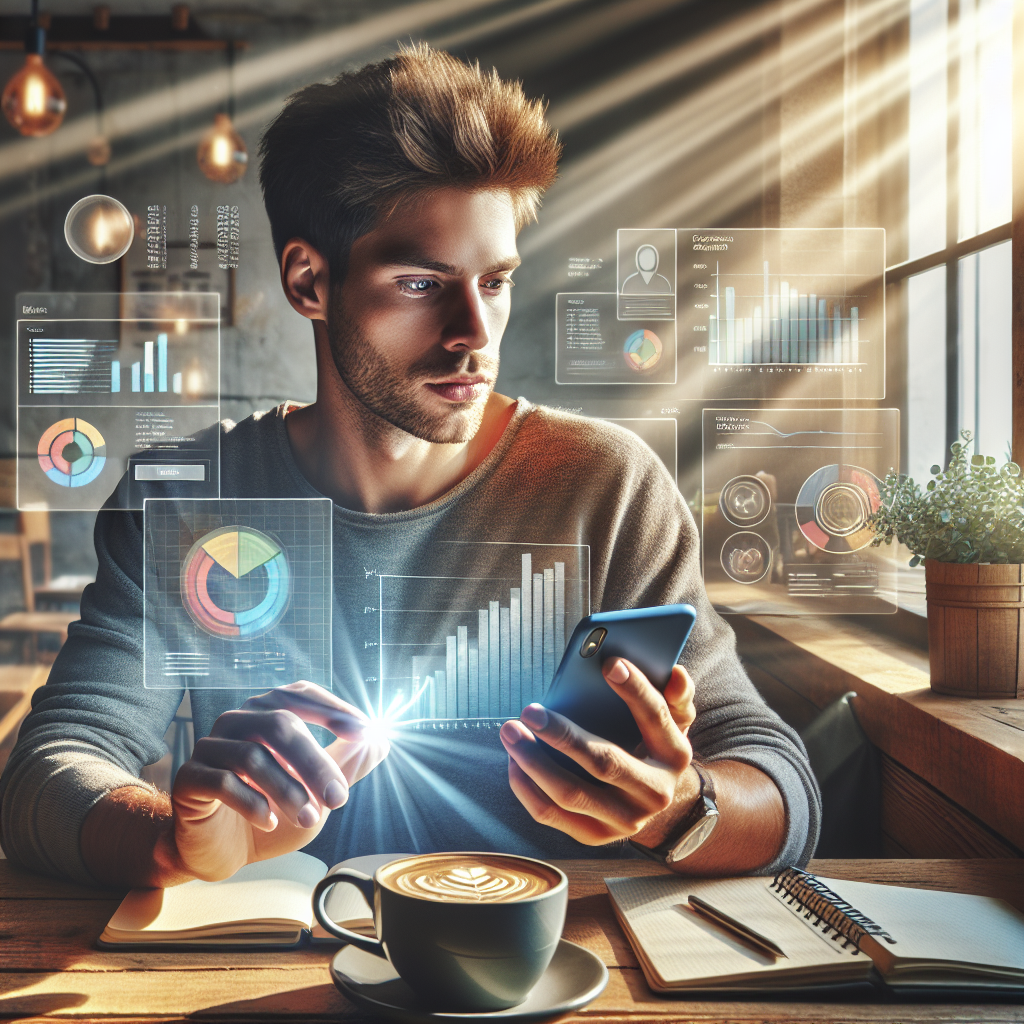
[0,45,819,888]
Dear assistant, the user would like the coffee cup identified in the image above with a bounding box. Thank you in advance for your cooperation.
[312,851,568,1011]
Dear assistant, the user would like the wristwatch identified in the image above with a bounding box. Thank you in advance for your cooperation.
[629,764,719,865]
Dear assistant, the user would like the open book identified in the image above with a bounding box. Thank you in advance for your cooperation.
[605,867,1024,995]
[99,852,406,949]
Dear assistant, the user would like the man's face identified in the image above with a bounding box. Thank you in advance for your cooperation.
[325,188,520,444]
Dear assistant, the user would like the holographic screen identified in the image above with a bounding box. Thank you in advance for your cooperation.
[143,498,332,689]
[701,408,899,614]
[16,292,221,511]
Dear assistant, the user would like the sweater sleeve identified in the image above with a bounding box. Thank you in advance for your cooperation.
[594,429,821,872]
[0,503,182,884]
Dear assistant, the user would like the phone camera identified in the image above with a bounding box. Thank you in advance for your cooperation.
[580,627,607,658]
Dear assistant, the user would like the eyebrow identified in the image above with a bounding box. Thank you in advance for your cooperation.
[381,251,521,276]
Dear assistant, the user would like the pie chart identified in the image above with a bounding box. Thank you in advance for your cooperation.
[795,464,882,553]
[37,417,106,487]
[623,329,663,372]
[180,526,290,639]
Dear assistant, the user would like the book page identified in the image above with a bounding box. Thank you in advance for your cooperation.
[816,876,1024,974]
[605,875,868,988]
[105,851,326,937]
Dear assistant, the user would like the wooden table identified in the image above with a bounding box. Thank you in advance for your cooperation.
[0,665,48,777]
[1,857,1022,1022]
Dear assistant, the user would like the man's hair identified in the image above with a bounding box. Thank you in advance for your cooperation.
[258,43,560,279]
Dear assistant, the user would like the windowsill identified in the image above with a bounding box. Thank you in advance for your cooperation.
[731,613,1024,853]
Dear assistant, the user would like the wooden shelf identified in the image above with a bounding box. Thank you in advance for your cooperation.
[0,16,246,51]
[732,613,1024,854]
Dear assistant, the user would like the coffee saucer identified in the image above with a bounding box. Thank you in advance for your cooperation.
[329,939,609,1022]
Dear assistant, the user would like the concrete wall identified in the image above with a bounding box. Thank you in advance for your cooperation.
[0,0,799,575]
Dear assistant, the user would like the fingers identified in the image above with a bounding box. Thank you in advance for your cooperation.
[189,736,331,829]
[517,704,664,794]
[325,731,390,785]
[601,658,692,768]
[210,706,350,819]
[241,681,370,740]
[506,760,620,846]
[173,758,278,832]
[663,665,697,734]
[499,717,669,834]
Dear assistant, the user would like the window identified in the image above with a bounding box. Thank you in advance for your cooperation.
[895,0,1014,482]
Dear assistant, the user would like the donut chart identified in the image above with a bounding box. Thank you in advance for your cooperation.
[180,526,290,639]
[795,464,882,553]
[37,417,106,487]
[623,329,663,372]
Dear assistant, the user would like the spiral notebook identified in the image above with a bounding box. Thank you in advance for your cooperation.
[605,868,1024,995]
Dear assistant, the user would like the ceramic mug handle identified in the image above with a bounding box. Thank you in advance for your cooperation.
[312,869,386,958]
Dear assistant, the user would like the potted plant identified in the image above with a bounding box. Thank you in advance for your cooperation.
[869,431,1024,698]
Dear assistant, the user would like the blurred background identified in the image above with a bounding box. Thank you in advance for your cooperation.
[0,0,1014,662]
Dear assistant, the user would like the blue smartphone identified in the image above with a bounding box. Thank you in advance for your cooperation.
[537,604,697,778]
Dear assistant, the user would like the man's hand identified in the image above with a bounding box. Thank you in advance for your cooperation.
[499,658,698,845]
[171,681,388,881]
[82,681,389,888]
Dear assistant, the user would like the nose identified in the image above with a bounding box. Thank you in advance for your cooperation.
[440,280,491,353]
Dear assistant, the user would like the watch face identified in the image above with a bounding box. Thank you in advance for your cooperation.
[668,809,719,863]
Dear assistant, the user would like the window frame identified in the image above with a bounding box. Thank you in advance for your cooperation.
[883,0,1015,465]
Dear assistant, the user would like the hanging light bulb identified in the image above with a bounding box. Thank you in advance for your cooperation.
[87,135,111,166]
[197,112,247,184]
[2,52,66,137]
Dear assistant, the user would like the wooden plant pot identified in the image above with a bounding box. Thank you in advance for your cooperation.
[925,560,1024,698]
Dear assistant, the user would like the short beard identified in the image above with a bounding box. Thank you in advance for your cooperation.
[325,299,497,445]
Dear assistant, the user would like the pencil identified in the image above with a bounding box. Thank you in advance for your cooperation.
[687,895,787,958]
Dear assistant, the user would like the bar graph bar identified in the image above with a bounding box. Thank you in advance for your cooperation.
[110,360,120,393]
[709,259,863,366]
[143,341,155,392]
[157,333,168,392]
[172,371,183,394]
[131,361,141,392]
[378,544,589,724]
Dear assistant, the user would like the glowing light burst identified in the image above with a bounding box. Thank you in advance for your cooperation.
[357,729,516,848]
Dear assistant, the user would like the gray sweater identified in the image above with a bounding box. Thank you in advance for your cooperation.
[0,400,820,884]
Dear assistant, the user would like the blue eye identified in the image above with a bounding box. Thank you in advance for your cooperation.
[401,279,435,294]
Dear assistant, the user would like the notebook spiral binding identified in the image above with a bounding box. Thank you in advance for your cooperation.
[771,867,897,952]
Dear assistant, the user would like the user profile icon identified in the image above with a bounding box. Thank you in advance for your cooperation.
[621,244,673,294]
[64,194,134,264]
[616,228,676,320]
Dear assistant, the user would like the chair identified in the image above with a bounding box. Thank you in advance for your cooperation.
[19,511,93,609]
[0,534,77,664]
[800,691,882,857]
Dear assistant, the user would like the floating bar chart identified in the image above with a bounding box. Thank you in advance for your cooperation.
[676,227,885,399]
[30,333,184,394]
[709,261,862,365]
[378,545,589,723]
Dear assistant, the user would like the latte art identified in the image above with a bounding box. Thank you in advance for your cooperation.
[380,854,560,904]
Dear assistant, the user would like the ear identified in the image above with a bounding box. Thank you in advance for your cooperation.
[281,238,330,321]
